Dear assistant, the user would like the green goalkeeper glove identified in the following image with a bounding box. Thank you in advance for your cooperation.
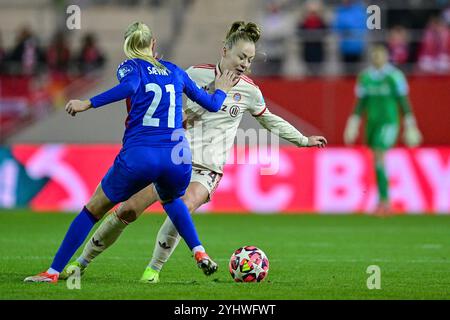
[343,115,361,145]
[403,114,423,147]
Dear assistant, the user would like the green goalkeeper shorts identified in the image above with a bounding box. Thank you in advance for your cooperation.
[366,123,399,150]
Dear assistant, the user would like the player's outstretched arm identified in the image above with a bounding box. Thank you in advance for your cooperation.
[306,136,327,148]
[397,96,423,147]
[343,93,367,145]
[65,61,141,117]
[182,67,237,112]
[65,78,140,116]
[65,99,92,116]
[254,108,308,146]
[249,86,326,148]
[344,72,367,145]
[214,67,240,93]
[254,108,326,148]
[403,113,423,147]
[343,114,361,145]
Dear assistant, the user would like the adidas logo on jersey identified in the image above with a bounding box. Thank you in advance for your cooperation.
[147,66,169,76]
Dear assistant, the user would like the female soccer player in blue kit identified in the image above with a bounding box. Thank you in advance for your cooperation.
[24,22,237,283]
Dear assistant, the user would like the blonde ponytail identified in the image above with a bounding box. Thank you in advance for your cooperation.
[123,22,167,71]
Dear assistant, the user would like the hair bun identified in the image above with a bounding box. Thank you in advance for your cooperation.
[224,21,261,47]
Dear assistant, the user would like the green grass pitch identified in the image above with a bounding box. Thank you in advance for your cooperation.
[1,210,449,300]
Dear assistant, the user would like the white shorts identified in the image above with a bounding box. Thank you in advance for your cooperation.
[190,164,222,201]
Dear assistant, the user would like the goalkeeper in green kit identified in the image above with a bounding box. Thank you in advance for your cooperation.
[343,45,423,214]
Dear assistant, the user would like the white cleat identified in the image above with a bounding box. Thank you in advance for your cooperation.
[24,272,58,283]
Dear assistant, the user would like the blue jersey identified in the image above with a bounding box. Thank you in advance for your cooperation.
[90,58,226,149]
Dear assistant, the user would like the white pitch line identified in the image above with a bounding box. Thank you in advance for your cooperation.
[3,256,449,264]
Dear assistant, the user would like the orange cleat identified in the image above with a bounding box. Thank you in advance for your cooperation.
[24,272,58,283]
[374,203,391,217]
[194,251,218,276]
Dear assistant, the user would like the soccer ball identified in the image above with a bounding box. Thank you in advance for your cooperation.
[229,246,269,282]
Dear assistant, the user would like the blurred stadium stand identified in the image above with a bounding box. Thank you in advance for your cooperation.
[1,0,450,145]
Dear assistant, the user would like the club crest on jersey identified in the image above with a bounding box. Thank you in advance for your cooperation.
[229,105,240,117]
[233,93,241,102]
[118,65,133,79]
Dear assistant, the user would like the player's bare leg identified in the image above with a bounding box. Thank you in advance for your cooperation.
[25,184,115,283]
[374,150,390,216]
[60,184,158,280]
[86,184,118,219]
[141,182,213,282]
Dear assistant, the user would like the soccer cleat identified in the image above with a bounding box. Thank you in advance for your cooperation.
[59,261,87,280]
[139,267,160,284]
[374,202,391,217]
[24,272,58,283]
[195,251,218,276]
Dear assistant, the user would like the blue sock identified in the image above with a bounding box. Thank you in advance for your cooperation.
[162,198,201,250]
[50,206,98,272]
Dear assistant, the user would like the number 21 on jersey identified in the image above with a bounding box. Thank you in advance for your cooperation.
[143,83,176,128]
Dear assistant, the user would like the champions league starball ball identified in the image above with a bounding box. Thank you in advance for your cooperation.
[229,246,269,282]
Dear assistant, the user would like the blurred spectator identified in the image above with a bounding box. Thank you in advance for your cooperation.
[117,0,140,5]
[297,0,327,75]
[332,0,367,75]
[257,0,292,75]
[46,31,72,107]
[46,31,71,75]
[417,16,450,74]
[0,32,4,73]
[5,26,44,75]
[77,33,105,74]
[443,5,450,26]
[387,26,410,68]
[147,0,163,6]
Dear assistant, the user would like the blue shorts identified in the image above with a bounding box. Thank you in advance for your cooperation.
[101,146,192,203]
